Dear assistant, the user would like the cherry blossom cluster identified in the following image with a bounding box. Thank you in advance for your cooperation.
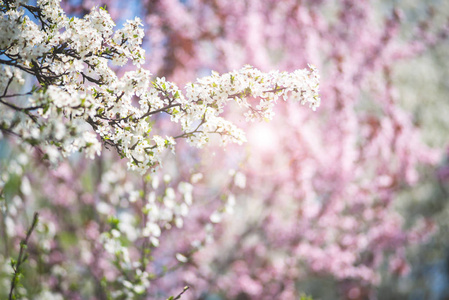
[0,0,320,175]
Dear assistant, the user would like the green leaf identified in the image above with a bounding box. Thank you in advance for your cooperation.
[108,216,120,229]
[43,104,50,114]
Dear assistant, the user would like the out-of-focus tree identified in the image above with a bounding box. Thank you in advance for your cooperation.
[1,0,448,299]
[106,0,448,299]
[87,0,448,299]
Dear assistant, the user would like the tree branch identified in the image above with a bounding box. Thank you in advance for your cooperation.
[9,212,39,300]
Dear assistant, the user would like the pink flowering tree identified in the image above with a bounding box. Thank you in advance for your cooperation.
[1,0,448,299]
[72,1,447,299]
[90,0,446,299]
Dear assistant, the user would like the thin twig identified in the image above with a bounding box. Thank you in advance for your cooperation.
[139,103,181,120]
[0,190,9,257]
[9,212,39,300]
[172,286,189,300]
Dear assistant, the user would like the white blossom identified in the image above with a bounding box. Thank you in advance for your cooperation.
[0,0,320,175]
[175,253,188,263]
